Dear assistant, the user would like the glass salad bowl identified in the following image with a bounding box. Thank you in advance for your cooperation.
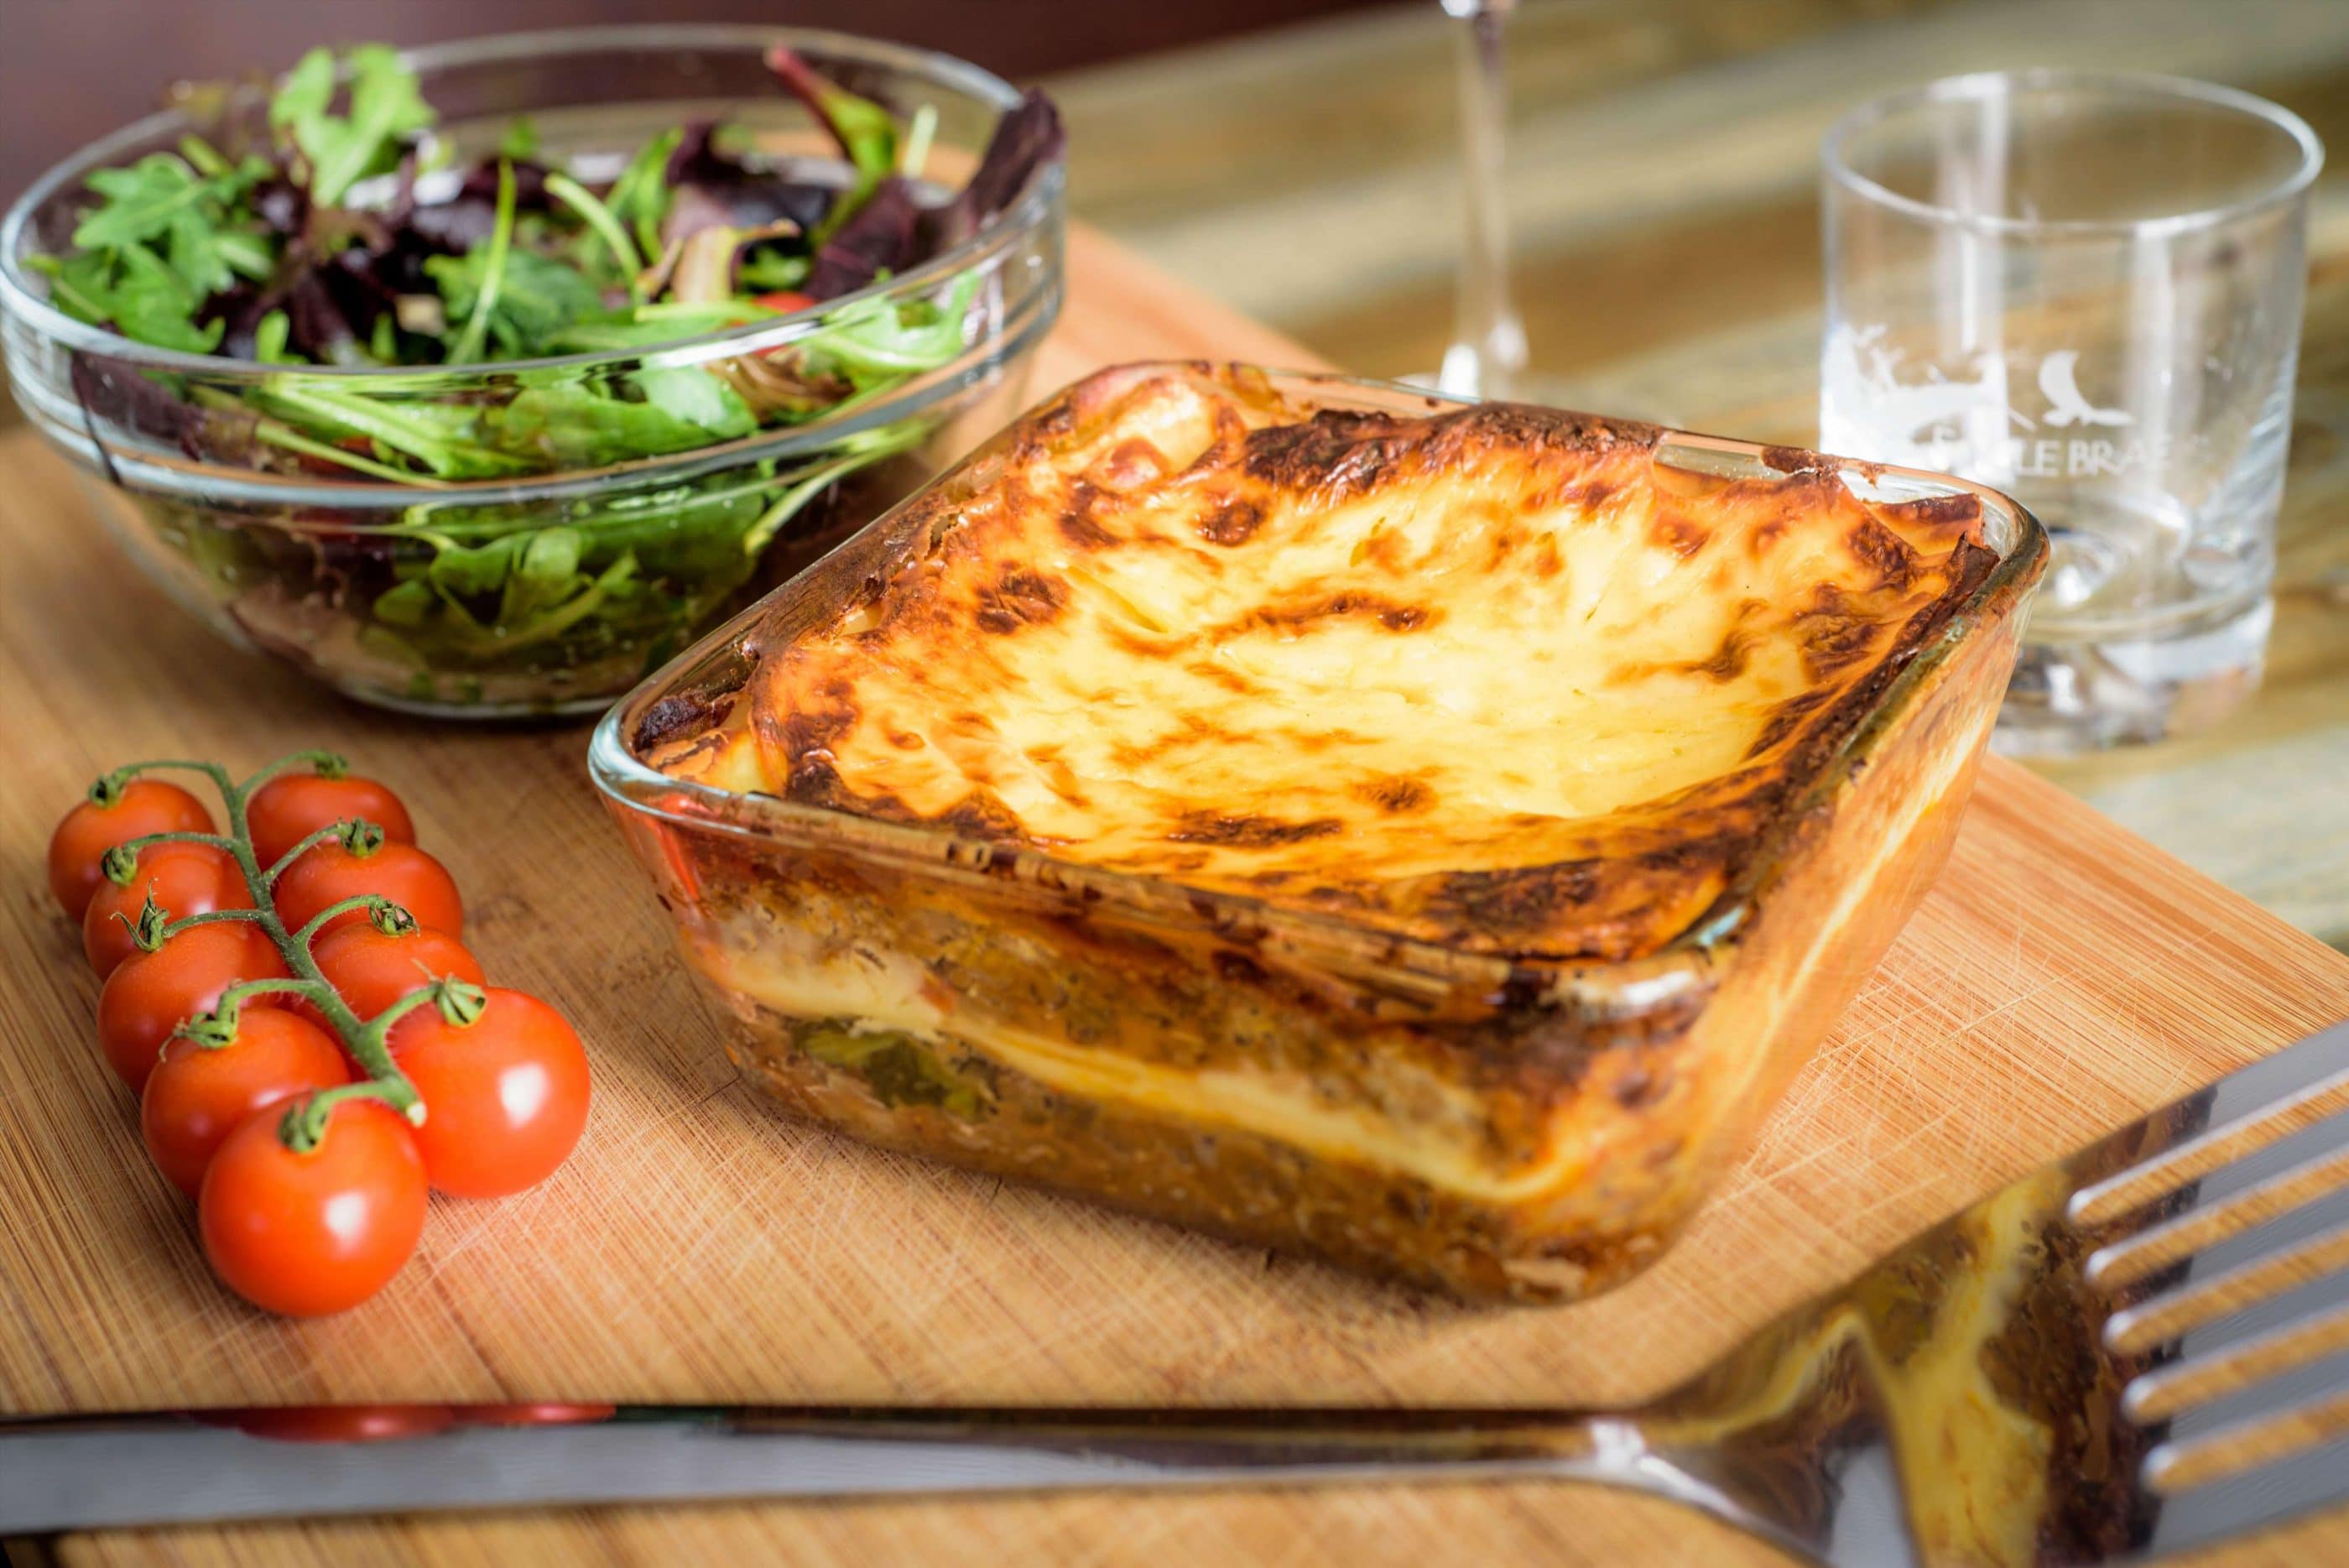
[0,26,1064,716]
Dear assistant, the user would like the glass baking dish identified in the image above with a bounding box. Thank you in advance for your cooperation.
[589,364,2048,1302]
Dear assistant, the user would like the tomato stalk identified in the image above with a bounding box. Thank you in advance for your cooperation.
[259,821,352,885]
[238,749,351,791]
[173,977,319,1048]
[284,893,401,952]
[143,903,263,954]
[98,753,429,1152]
[362,900,421,937]
[88,758,236,809]
[123,892,174,955]
[98,831,235,884]
[272,978,483,1151]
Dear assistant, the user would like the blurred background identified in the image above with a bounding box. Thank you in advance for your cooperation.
[0,0,1380,202]
[12,0,2341,409]
[6,0,2345,947]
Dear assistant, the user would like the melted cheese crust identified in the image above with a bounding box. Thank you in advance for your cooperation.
[670,365,1991,960]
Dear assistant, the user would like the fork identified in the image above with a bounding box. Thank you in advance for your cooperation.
[5,1019,2346,1563]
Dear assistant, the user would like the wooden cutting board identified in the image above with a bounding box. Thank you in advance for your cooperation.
[3,227,2346,1568]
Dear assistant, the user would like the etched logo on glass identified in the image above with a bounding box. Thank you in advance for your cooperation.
[2034,351,2130,430]
[1820,326,2159,484]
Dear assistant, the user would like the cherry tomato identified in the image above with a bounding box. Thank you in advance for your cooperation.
[311,921,485,1020]
[96,924,289,1093]
[82,841,253,978]
[461,1403,618,1427]
[275,841,462,943]
[142,1008,351,1196]
[48,779,216,919]
[390,987,589,1198]
[216,1405,456,1443]
[247,772,416,870]
[199,1097,427,1317]
[752,291,818,357]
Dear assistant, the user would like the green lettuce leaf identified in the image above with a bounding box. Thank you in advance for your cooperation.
[425,245,609,359]
[490,372,756,466]
[273,44,435,206]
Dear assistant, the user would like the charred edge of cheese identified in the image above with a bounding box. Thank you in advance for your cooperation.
[687,685,1985,1207]
[672,364,1992,961]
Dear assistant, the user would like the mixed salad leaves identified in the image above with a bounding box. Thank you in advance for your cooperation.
[33,43,1061,707]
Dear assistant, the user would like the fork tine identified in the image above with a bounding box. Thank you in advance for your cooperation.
[2141,1346,2349,1483]
[2104,1203,2349,1352]
[2148,1184,2349,1289]
[2086,1144,2349,1290]
[2143,1430,2349,1556]
[2164,1084,2349,1210]
[2155,1340,2349,1444]
[2069,1021,2349,1227]
[2122,1283,2349,1422]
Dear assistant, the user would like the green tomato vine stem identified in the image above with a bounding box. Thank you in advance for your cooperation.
[90,758,232,807]
[99,830,236,883]
[260,822,349,886]
[151,906,264,940]
[105,752,427,1148]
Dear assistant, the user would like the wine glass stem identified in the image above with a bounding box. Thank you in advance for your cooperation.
[1440,0,1528,399]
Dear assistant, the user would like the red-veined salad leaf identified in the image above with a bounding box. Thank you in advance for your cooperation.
[33,41,1060,701]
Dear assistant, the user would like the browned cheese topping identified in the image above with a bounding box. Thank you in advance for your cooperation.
[674,365,1992,960]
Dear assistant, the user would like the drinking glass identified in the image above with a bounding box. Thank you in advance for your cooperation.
[1820,70,2321,753]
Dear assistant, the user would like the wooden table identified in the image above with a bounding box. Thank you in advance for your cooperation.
[3,221,2347,1566]
[1055,0,2349,951]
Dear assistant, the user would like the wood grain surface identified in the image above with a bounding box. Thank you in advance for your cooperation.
[2,220,2346,1565]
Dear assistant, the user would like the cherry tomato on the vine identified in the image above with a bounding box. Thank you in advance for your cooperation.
[311,921,485,1020]
[461,1403,618,1427]
[142,1007,351,1196]
[48,779,216,920]
[275,841,462,942]
[216,1405,457,1443]
[82,842,253,979]
[96,924,289,1093]
[247,772,415,870]
[390,987,589,1198]
[199,1097,427,1317]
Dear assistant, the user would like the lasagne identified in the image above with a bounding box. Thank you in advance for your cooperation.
[624,362,2039,1300]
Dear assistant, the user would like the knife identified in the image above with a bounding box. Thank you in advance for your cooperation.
[0,1404,1612,1534]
